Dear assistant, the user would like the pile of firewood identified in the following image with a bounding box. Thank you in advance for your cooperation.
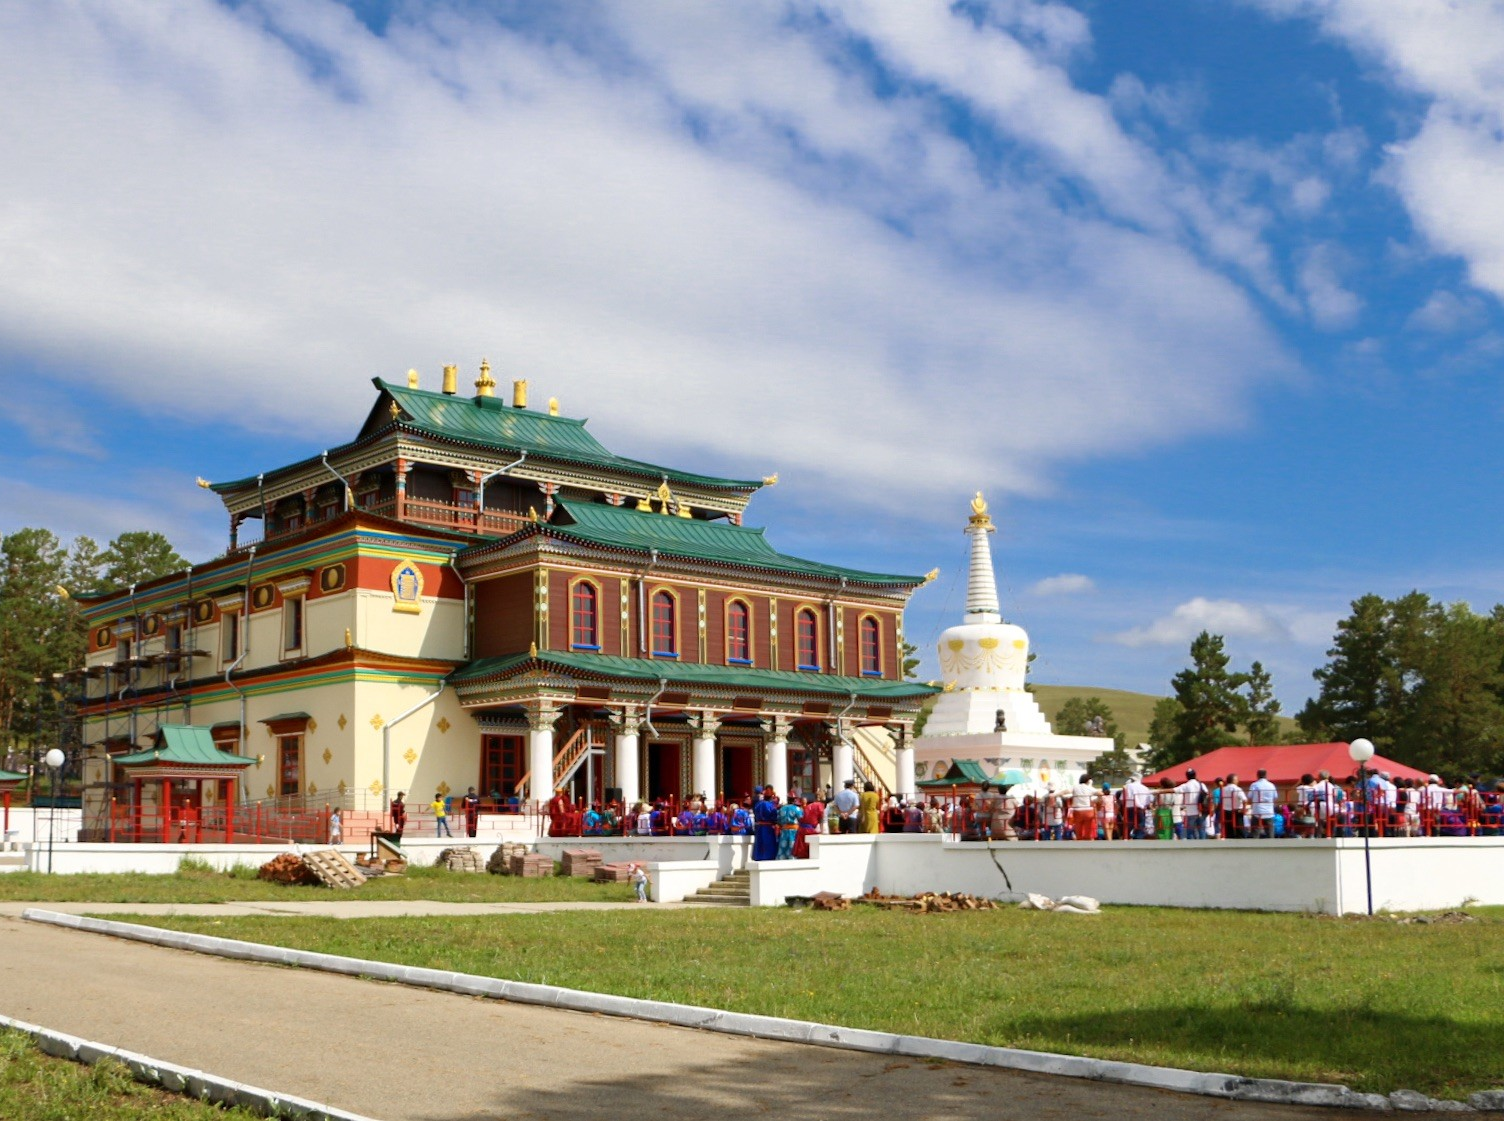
[487,843,528,874]
[257,852,319,885]
[353,852,407,875]
[860,888,999,913]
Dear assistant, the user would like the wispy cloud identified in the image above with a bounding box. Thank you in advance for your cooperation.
[0,0,1296,521]
[1031,573,1095,596]
[1108,596,1310,647]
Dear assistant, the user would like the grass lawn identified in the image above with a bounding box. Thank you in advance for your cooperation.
[1031,684,1298,746]
[0,1029,261,1121]
[0,863,633,904]
[132,905,1504,1100]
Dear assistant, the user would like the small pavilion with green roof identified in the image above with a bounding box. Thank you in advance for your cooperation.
[111,726,256,842]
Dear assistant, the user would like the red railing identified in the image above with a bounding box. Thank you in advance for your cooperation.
[107,798,332,845]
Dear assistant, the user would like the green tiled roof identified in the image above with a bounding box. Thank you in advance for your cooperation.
[0,769,25,782]
[545,499,924,587]
[917,759,994,787]
[379,380,763,490]
[209,379,765,495]
[453,650,939,701]
[113,725,257,768]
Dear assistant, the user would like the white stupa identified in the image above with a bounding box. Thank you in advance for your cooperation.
[913,493,1113,791]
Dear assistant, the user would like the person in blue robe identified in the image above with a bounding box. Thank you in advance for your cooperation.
[752,785,780,861]
[729,803,753,835]
[776,797,803,859]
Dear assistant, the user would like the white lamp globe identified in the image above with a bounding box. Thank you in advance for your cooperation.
[1348,738,1375,764]
[43,748,64,769]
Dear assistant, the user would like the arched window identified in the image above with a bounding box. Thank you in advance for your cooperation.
[652,591,677,657]
[571,581,599,649]
[860,616,881,675]
[796,608,820,671]
[727,600,751,664]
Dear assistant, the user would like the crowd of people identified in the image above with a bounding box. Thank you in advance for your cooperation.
[531,767,1504,845]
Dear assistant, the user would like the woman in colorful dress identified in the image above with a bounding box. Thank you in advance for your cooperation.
[776,796,803,859]
[858,781,881,834]
[794,793,824,858]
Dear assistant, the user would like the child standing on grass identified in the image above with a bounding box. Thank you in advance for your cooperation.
[630,863,649,903]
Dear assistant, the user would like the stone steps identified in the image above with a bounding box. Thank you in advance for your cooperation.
[682,870,751,907]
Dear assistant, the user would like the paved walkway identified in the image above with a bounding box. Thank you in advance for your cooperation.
[0,899,662,918]
[0,915,1380,1120]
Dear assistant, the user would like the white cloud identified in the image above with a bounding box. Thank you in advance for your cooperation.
[1407,290,1487,334]
[1251,2,1504,308]
[0,1,1293,519]
[1108,596,1292,647]
[1297,243,1362,330]
[1031,573,1095,596]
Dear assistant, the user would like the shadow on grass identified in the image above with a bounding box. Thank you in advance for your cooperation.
[408,1045,1380,1121]
[1004,1002,1501,1098]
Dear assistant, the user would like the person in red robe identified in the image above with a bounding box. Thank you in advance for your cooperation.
[547,789,572,837]
[795,794,824,859]
[463,786,481,838]
[389,791,407,840]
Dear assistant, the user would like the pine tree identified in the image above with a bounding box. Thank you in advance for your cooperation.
[1142,696,1185,774]
[1166,631,1247,764]
[100,531,187,591]
[1054,696,1125,748]
[1242,660,1282,745]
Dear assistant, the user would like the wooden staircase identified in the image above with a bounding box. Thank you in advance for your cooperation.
[682,869,751,907]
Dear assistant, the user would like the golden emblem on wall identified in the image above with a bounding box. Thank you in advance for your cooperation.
[403,747,417,765]
[369,779,383,795]
[437,781,451,796]
[322,748,332,765]
[307,717,318,733]
[436,717,450,734]
[370,713,384,730]
[390,559,424,614]
[337,714,347,730]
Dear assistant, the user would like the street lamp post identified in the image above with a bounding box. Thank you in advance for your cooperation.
[43,747,64,875]
[1348,738,1375,916]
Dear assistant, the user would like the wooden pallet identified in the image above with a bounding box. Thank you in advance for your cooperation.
[302,848,368,890]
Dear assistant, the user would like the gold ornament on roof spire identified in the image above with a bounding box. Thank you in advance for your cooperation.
[407,368,420,389]
[476,358,496,397]
[548,396,559,416]
[655,480,674,514]
[968,491,994,531]
[762,473,778,487]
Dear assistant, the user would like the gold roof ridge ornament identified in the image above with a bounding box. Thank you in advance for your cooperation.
[512,378,528,408]
[407,368,420,389]
[923,568,940,585]
[655,480,674,514]
[476,358,496,398]
[442,364,458,395]
[968,490,994,531]
[762,473,778,486]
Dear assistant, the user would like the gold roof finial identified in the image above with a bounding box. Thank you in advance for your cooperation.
[923,568,940,585]
[529,641,538,658]
[442,365,458,395]
[655,480,673,514]
[762,473,779,487]
[407,368,420,389]
[512,378,528,408]
[476,358,496,397]
[196,477,212,489]
[548,396,559,416]
[968,491,994,530]
[389,400,401,420]
[677,502,693,519]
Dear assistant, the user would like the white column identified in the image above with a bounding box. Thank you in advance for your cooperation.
[895,745,915,799]
[692,715,719,802]
[764,718,790,797]
[526,706,558,811]
[615,714,641,809]
[832,737,854,790]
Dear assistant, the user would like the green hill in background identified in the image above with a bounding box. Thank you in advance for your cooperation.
[1030,685,1299,749]
[1030,685,1167,747]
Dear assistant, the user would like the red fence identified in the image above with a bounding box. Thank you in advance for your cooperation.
[107,799,331,845]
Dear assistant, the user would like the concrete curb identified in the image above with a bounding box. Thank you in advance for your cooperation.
[0,1010,379,1120]
[22,908,1489,1113]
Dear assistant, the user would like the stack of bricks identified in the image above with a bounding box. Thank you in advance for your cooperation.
[437,847,484,873]
[560,849,602,877]
[487,842,528,875]
[510,852,555,878]
[593,862,636,883]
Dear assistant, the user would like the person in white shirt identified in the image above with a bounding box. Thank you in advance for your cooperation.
[1248,769,1278,838]
[1421,775,1448,835]
[1041,785,1064,840]
[1176,769,1207,840]
[1307,771,1340,835]
[832,780,861,834]
[1069,777,1097,841]
[1220,775,1249,839]
[1122,776,1151,838]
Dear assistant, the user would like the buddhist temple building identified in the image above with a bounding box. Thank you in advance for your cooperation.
[68,365,937,838]
[911,494,1111,792]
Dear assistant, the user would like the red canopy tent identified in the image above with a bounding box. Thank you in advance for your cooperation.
[1143,743,1429,796]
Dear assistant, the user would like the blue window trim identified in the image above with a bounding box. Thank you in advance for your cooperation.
[571,644,601,652]
[797,663,821,672]
[652,650,679,659]
[861,669,883,677]
[727,657,753,666]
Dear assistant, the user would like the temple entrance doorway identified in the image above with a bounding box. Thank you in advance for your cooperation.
[720,744,755,803]
[480,735,523,803]
[645,742,682,801]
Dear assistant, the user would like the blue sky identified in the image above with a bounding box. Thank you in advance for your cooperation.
[5,1,1504,715]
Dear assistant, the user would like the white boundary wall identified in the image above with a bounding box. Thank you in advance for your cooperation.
[15,833,1504,915]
